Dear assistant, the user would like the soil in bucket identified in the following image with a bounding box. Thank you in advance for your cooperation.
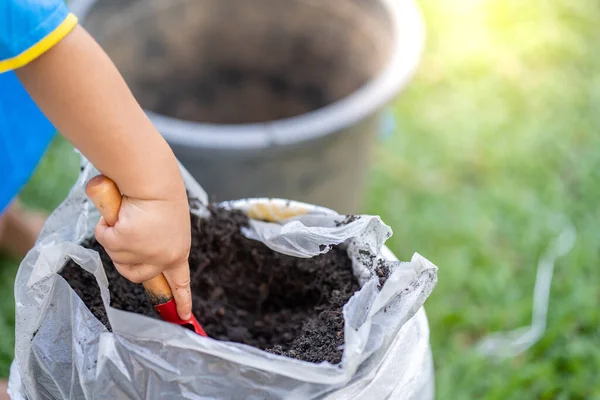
[94,0,394,125]
[60,206,378,364]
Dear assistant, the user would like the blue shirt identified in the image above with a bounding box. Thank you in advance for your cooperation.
[0,1,78,213]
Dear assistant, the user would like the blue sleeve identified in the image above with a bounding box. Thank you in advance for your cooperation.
[0,0,78,72]
[0,1,78,212]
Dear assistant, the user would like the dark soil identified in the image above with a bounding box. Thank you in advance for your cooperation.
[375,261,391,289]
[143,66,330,124]
[60,206,362,364]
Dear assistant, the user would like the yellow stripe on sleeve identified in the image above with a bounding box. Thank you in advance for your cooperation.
[0,13,78,74]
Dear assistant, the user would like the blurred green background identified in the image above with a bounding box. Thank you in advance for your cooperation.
[1,0,599,398]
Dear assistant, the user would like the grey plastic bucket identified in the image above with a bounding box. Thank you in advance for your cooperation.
[70,0,425,213]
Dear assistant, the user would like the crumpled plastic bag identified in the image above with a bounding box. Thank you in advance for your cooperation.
[9,158,438,400]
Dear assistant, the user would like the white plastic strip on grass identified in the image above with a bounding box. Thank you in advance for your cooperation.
[475,217,576,358]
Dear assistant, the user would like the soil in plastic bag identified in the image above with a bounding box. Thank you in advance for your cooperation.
[60,207,365,364]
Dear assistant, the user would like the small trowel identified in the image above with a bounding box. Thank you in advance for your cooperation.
[85,174,207,336]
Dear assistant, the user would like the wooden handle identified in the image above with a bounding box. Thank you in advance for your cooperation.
[85,175,121,226]
[85,175,173,305]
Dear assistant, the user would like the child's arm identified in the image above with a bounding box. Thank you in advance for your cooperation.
[15,26,193,320]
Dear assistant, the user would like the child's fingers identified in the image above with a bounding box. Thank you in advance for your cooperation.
[101,249,149,266]
[113,262,164,284]
[163,264,193,320]
[94,217,126,252]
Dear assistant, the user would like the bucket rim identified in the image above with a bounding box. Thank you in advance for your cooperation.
[71,0,425,149]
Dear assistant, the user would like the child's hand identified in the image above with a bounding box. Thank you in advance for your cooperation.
[94,191,192,320]
[15,26,194,319]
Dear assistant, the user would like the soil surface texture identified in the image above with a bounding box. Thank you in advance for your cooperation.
[60,206,362,364]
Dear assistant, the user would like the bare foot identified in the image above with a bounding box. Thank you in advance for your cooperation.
[0,201,46,258]
[0,380,9,400]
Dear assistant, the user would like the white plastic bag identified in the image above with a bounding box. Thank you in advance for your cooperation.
[9,159,437,399]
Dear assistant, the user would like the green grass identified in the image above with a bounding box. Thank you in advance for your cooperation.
[365,0,600,398]
[1,0,599,397]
